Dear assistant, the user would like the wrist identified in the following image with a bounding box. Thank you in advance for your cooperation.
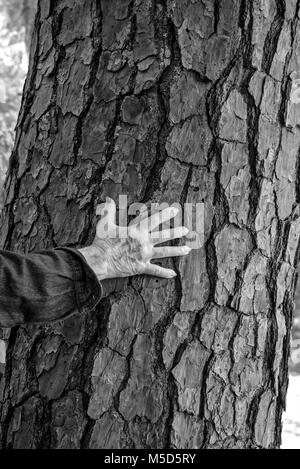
[78,245,110,281]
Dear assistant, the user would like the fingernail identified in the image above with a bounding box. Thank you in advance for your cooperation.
[170,207,178,216]
[184,246,192,254]
[170,271,177,278]
[183,227,189,235]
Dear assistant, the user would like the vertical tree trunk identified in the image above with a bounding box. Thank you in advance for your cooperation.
[0,0,300,449]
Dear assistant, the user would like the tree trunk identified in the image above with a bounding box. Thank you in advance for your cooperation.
[0,0,299,449]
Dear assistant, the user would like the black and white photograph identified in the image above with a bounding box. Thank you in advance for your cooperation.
[0,0,300,452]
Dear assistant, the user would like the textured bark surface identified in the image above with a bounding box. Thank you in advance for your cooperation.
[0,0,300,449]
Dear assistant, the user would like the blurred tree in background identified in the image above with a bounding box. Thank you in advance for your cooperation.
[0,0,37,209]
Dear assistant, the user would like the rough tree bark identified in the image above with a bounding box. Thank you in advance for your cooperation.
[0,0,300,449]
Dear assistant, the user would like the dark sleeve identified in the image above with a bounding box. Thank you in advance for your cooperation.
[0,247,102,328]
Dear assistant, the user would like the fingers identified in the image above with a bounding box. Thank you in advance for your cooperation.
[144,263,177,279]
[152,245,191,259]
[96,197,116,227]
[138,207,179,232]
[152,226,189,245]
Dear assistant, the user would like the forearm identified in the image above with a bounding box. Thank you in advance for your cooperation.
[0,248,102,328]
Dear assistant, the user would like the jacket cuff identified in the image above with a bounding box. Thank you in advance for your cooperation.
[55,247,103,315]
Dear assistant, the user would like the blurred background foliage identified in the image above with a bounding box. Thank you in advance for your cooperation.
[0,0,37,209]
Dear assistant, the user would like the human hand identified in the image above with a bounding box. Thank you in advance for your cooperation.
[78,198,191,281]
